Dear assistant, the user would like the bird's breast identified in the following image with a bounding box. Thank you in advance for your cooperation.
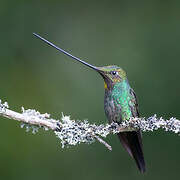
[104,81,133,123]
[104,90,122,123]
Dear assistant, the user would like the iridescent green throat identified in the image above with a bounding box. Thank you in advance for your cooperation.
[111,79,132,121]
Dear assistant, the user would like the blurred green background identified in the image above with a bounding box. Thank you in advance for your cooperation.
[0,0,180,179]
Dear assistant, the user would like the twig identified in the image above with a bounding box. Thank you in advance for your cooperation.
[3,108,58,130]
[0,99,179,151]
[94,135,112,151]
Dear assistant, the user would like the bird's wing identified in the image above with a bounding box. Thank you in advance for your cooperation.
[129,88,139,118]
[129,88,143,145]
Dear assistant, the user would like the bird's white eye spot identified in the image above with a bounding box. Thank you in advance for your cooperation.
[111,71,118,76]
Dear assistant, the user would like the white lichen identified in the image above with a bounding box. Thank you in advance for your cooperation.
[0,99,179,150]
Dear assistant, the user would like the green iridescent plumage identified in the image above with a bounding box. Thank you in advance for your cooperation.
[102,67,145,173]
[111,81,132,121]
[33,33,146,173]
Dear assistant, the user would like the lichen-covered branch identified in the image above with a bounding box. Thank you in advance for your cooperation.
[0,99,179,151]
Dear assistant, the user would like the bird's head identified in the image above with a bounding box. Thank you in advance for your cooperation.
[96,65,127,90]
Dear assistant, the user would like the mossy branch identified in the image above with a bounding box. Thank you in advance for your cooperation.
[0,99,179,151]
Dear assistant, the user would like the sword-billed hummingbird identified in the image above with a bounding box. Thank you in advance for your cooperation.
[33,33,146,173]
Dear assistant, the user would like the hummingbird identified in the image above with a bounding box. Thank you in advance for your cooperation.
[33,33,146,173]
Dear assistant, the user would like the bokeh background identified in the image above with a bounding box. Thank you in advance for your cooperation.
[0,0,180,179]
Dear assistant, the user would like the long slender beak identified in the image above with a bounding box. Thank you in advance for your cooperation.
[33,33,100,72]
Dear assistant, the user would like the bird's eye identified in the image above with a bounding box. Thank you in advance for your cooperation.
[111,71,118,75]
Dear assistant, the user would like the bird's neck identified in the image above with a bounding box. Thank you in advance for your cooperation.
[114,79,130,92]
[105,78,129,93]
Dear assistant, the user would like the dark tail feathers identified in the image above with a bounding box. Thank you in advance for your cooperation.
[118,131,146,173]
